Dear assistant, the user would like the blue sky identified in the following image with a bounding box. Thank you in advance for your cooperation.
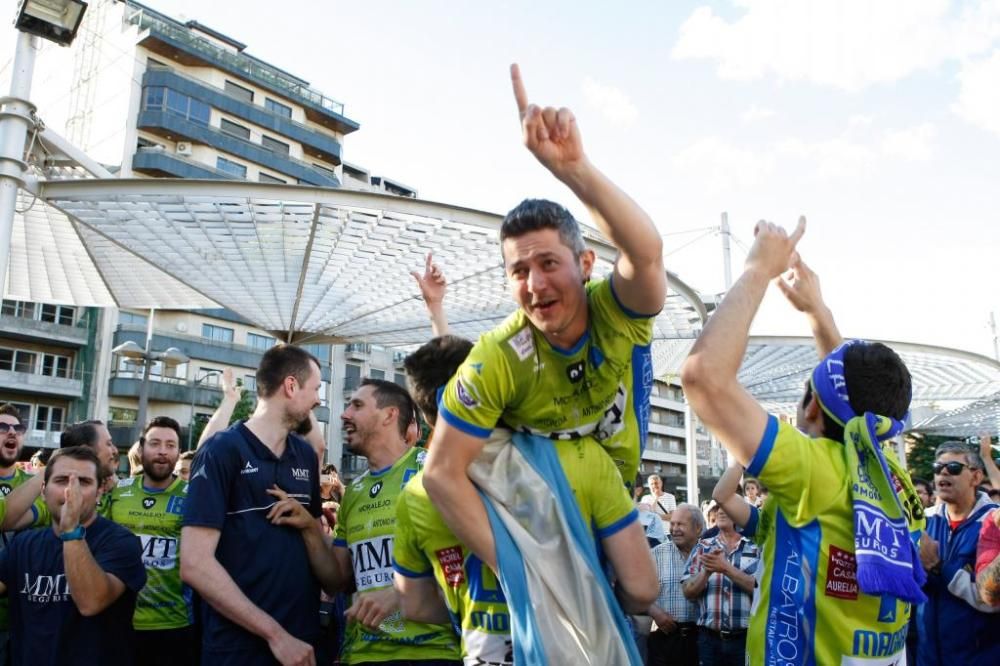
[6,1,1000,358]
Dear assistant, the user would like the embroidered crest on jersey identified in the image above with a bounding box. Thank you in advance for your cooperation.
[369,481,383,498]
[456,379,478,408]
[566,361,585,383]
[508,327,534,361]
[142,497,156,510]
[0,484,11,496]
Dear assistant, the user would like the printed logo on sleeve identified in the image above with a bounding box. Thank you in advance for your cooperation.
[508,328,534,361]
[435,546,466,587]
[825,544,858,600]
[456,379,479,408]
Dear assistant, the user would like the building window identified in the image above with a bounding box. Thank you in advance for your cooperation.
[261,135,290,155]
[265,98,292,118]
[197,368,221,386]
[40,354,71,378]
[216,157,247,179]
[258,172,286,184]
[300,343,330,364]
[220,118,251,140]
[0,348,37,374]
[1,300,35,319]
[201,323,235,343]
[34,406,64,433]
[144,87,209,125]
[243,375,257,393]
[224,80,254,103]
[247,332,274,351]
[40,304,75,326]
[394,372,407,388]
[119,311,149,328]
[369,369,385,380]
[312,163,336,177]
[109,406,138,425]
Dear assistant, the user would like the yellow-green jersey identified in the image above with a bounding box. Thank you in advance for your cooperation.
[393,437,637,664]
[439,276,655,491]
[743,416,917,665]
[108,474,191,630]
[0,467,38,630]
[333,446,460,664]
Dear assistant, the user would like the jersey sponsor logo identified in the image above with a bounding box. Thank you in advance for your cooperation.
[470,362,483,375]
[0,483,11,496]
[139,534,179,570]
[240,460,259,476]
[508,327,534,361]
[142,497,156,510]
[825,544,858,600]
[369,480,383,498]
[20,573,70,603]
[594,384,627,442]
[456,379,478,408]
[415,449,427,466]
[291,467,310,482]
[566,360,585,383]
[117,476,136,488]
[851,626,907,660]
[435,545,465,587]
[350,535,395,591]
[166,495,185,515]
[190,466,207,481]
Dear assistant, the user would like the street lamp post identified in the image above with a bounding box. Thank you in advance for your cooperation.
[186,370,221,451]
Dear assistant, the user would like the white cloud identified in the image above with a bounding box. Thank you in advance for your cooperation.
[581,77,639,126]
[881,123,936,161]
[740,104,776,123]
[953,49,1000,137]
[672,136,776,192]
[673,0,1000,91]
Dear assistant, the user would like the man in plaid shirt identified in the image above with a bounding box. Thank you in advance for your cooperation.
[647,504,703,666]
[681,505,760,666]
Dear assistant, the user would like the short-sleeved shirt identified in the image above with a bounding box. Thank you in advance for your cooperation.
[109,474,191,630]
[393,437,636,663]
[0,516,147,666]
[183,423,322,660]
[640,492,676,521]
[682,534,760,631]
[333,446,460,664]
[439,276,655,491]
[742,416,918,665]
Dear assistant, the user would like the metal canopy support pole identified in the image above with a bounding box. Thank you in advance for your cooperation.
[0,32,38,297]
[685,402,699,506]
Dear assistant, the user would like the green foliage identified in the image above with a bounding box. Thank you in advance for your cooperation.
[186,380,256,450]
[906,434,953,481]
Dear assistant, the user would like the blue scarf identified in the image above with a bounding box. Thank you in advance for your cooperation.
[812,340,927,604]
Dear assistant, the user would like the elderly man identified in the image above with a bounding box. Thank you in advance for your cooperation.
[647,504,703,666]
[640,474,676,524]
[682,506,759,665]
[918,442,1000,665]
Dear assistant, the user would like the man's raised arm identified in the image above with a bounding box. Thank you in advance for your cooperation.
[510,64,665,315]
[681,218,805,466]
[775,255,842,357]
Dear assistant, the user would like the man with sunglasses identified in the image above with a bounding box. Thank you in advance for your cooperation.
[0,404,31,664]
[917,442,1000,665]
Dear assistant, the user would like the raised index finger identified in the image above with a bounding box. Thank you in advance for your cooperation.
[510,63,529,116]
[789,215,807,246]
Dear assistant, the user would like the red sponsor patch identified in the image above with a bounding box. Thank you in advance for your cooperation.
[435,546,465,587]
[825,544,859,600]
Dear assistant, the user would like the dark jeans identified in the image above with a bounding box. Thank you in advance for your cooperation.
[697,629,745,666]
[647,624,698,666]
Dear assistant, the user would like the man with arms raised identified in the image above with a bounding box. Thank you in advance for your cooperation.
[269,378,460,665]
[0,446,146,665]
[681,223,927,665]
[423,64,663,592]
[181,345,324,666]
[108,416,195,666]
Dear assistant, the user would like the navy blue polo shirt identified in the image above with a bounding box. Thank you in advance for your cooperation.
[0,516,146,666]
[183,422,322,660]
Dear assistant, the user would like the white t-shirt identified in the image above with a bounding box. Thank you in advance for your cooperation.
[640,492,676,520]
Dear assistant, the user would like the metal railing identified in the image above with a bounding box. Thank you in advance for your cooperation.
[128,7,346,117]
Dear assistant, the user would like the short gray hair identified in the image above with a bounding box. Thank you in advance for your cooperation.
[934,441,984,471]
[674,503,705,534]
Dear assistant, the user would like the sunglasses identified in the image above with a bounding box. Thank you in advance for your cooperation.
[932,461,970,475]
[0,423,26,434]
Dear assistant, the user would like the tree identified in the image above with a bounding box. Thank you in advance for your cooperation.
[906,433,952,481]
[188,380,256,448]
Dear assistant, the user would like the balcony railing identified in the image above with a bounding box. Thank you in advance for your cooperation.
[128,6,346,117]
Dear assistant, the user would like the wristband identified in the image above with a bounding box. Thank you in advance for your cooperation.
[59,525,86,542]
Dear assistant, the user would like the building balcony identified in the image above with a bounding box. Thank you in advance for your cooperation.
[136,109,340,186]
[641,449,688,465]
[0,315,89,347]
[132,148,241,180]
[648,421,687,438]
[24,430,61,449]
[0,369,83,399]
[129,6,360,135]
[142,68,343,165]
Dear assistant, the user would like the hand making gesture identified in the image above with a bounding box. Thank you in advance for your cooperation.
[511,63,587,181]
[58,473,85,535]
[746,217,807,280]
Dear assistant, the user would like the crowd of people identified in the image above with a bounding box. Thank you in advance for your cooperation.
[0,64,998,666]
